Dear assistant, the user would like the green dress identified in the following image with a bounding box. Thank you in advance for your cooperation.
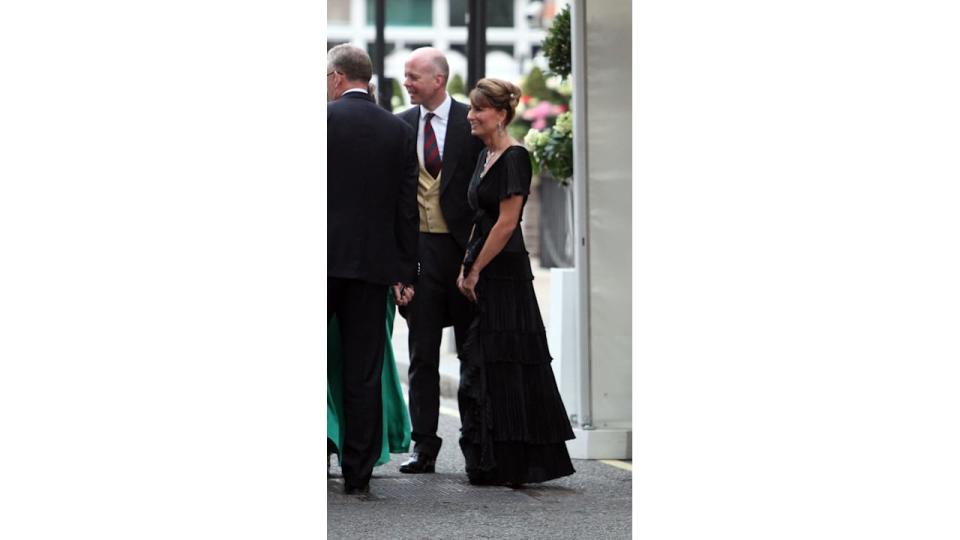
[327,293,411,466]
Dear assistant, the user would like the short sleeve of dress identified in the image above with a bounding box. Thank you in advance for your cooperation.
[498,146,533,200]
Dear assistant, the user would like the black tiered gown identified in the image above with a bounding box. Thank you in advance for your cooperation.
[458,145,575,485]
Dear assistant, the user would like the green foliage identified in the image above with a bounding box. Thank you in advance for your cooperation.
[522,8,575,183]
[522,67,551,101]
[391,78,405,106]
[514,70,570,143]
[507,122,529,142]
[447,73,466,97]
[541,4,571,80]
[524,111,573,183]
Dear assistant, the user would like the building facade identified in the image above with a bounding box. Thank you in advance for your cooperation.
[327,0,568,94]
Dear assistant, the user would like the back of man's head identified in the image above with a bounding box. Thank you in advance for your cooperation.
[328,44,372,83]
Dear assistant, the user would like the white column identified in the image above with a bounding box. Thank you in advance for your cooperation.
[351,0,367,50]
[433,0,450,51]
[514,0,531,72]
[563,0,632,461]
[569,0,591,432]
[548,268,580,418]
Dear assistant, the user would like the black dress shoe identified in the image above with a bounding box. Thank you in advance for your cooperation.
[398,453,436,474]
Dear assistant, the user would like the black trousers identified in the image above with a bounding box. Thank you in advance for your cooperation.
[406,232,475,457]
[328,277,386,487]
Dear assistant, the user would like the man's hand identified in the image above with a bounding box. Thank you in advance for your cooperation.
[392,283,415,306]
[457,270,478,303]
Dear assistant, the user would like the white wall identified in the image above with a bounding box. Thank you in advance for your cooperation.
[583,0,632,431]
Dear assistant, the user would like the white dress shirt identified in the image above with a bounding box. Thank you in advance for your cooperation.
[417,94,452,164]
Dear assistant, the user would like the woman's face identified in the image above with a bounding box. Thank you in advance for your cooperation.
[467,100,507,139]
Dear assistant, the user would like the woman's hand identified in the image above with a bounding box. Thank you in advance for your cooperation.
[458,269,479,303]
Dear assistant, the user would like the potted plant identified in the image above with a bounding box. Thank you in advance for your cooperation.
[524,5,574,267]
[525,110,573,185]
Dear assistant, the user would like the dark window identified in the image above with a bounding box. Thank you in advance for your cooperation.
[450,0,468,26]
[366,0,432,26]
[487,0,514,27]
[449,0,515,28]
[327,41,347,51]
[487,44,514,56]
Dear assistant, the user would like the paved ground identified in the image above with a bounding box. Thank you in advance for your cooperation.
[328,259,630,538]
[327,392,632,539]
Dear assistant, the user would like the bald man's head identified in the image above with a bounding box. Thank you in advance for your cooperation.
[409,47,450,81]
[403,47,450,110]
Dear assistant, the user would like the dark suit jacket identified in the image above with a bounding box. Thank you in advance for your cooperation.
[397,98,485,250]
[328,91,419,285]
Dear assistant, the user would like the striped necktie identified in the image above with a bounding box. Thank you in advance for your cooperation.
[423,112,442,179]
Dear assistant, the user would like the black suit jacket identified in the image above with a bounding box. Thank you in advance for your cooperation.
[397,99,485,250]
[328,92,419,285]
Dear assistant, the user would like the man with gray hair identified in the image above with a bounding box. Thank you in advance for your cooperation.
[397,47,484,474]
[327,43,419,494]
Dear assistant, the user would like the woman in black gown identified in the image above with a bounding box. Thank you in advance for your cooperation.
[456,78,575,486]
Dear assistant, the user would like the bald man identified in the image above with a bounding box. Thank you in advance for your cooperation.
[397,48,484,473]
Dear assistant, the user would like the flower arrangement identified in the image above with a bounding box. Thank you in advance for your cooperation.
[509,67,565,142]
[522,98,567,130]
[524,4,574,183]
[524,111,573,183]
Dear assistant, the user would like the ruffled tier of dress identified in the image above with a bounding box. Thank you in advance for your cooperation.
[457,254,575,485]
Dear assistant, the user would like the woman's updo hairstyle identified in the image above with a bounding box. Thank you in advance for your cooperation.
[469,78,522,126]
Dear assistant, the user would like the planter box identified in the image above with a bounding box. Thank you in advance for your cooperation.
[538,174,574,268]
